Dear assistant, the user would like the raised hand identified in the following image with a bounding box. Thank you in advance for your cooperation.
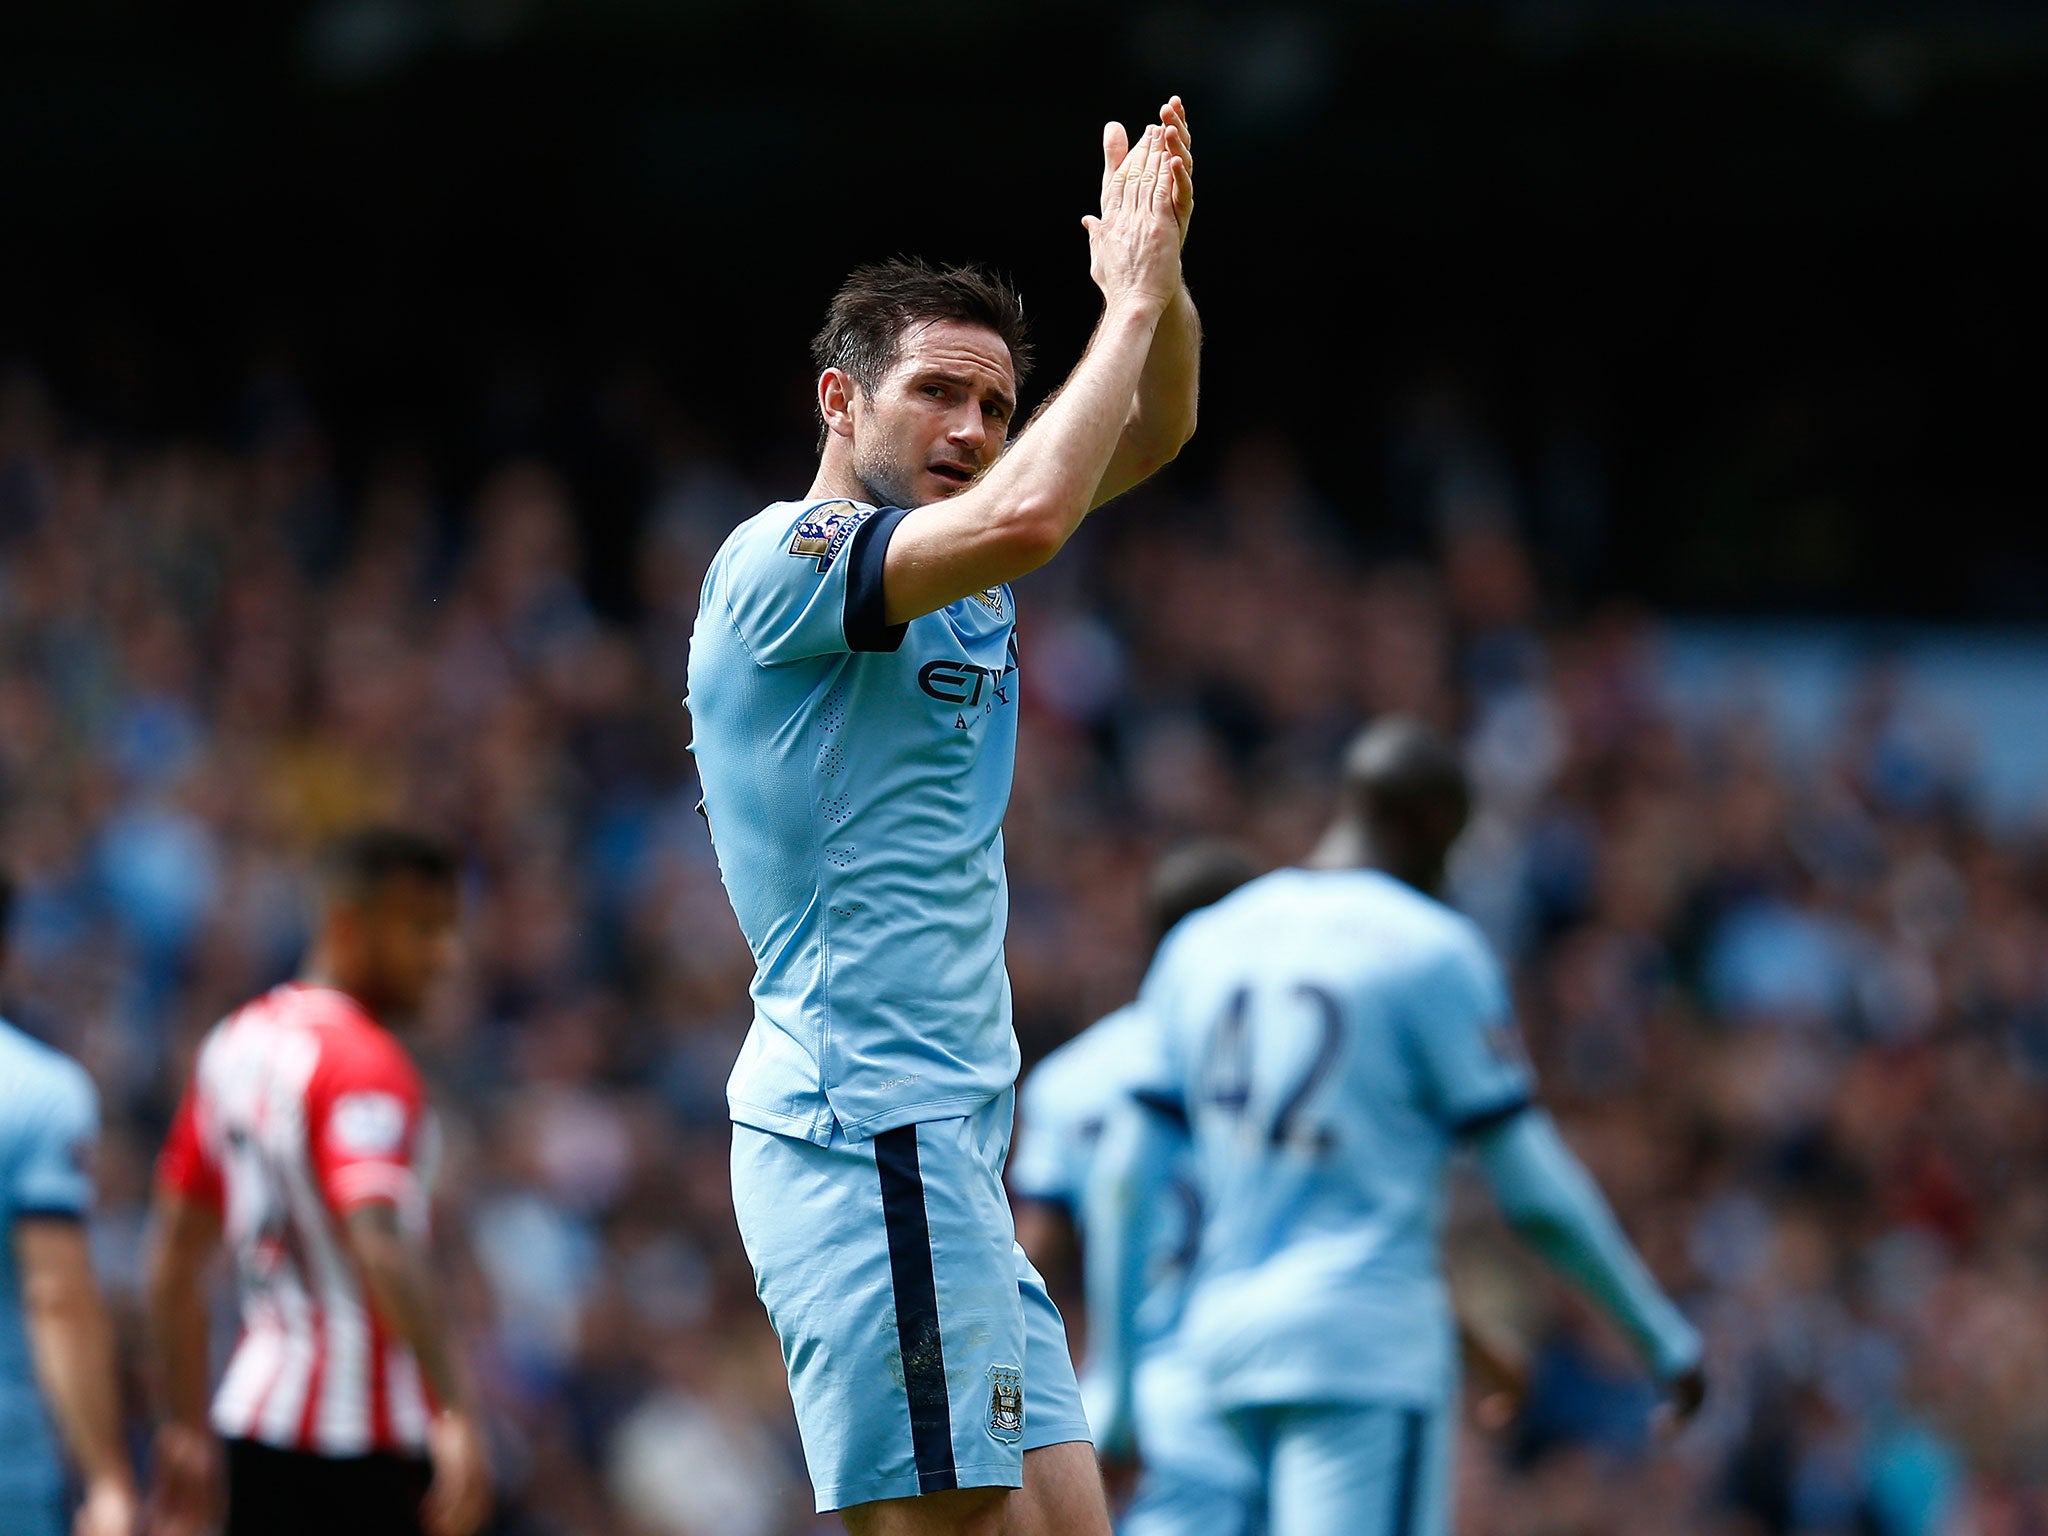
[1081,119,1186,316]
[1159,96,1194,244]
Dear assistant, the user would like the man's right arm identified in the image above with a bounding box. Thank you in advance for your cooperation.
[880,123,1187,623]
[343,1203,467,1411]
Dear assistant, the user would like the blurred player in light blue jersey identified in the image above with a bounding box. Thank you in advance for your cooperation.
[690,103,1202,1536]
[0,872,136,1536]
[1010,841,1259,1536]
[1087,719,1705,1536]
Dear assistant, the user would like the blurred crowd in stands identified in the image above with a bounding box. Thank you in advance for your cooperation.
[2,361,2046,1536]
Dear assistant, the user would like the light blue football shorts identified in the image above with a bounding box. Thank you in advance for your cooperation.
[1120,1346,1261,1536]
[731,1087,1093,1513]
[1225,1399,1452,1536]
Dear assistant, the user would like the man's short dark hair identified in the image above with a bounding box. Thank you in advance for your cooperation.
[1147,839,1257,943]
[319,828,459,908]
[811,258,1032,441]
[1342,716,1470,826]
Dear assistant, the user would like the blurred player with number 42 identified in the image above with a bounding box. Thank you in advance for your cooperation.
[1086,720,1707,1536]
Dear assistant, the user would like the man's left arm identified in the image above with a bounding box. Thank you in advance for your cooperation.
[1410,932,1703,1421]
[1090,99,1201,509]
[1472,1108,1705,1408]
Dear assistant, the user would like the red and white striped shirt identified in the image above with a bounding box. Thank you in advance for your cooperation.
[158,983,440,1457]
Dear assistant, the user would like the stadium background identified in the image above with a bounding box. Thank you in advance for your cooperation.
[4,1,2048,1531]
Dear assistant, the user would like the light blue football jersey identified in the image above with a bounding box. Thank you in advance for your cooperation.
[688,498,1022,1144]
[1012,1004,1200,1352]
[0,1018,99,1507]
[1137,868,1533,1409]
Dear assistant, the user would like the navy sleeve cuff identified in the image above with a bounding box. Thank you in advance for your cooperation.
[1450,1094,1533,1140]
[1131,1088,1190,1133]
[843,505,915,653]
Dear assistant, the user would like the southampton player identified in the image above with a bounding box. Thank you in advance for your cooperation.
[687,100,1198,1536]
[1010,841,1256,1536]
[1087,719,1705,1536]
[0,873,137,1536]
[145,831,491,1536]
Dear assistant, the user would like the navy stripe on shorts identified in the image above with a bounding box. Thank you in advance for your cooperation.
[875,1124,958,1494]
[1389,1406,1426,1536]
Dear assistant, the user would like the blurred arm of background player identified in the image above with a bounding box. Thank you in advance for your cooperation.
[343,1202,492,1536]
[1075,1098,1177,1460]
[878,105,1193,623]
[1012,1199,1080,1327]
[17,1216,138,1536]
[146,1188,493,1536]
[1456,1310,1530,1431]
[1471,1109,1707,1424]
[1074,1102,1544,1455]
[144,1191,223,1536]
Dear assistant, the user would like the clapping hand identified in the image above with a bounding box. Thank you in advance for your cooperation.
[1082,105,1189,316]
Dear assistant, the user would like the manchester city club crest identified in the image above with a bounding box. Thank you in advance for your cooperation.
[986,1365,1024,1444]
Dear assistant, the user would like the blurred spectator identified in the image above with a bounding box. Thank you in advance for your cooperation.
[2,366,2046,1535]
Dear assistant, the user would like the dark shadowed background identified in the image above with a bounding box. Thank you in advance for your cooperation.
[5,5,2048,1535]
[6,0,2047,617]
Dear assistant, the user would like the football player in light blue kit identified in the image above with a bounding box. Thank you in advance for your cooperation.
[0,873,137,1536]
[688,102,1200,1536]
[1010,842,1259,1536]
[1086,719,1706,1536]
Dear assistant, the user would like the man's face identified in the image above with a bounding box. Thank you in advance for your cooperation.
[352,875,462,1018]
[847,319,1018,510]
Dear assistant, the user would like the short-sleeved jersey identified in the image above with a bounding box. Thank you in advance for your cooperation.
[1137,868,1533,1408]
[157,984,440,1457]
[687,498,1022,1143]
[1012,1004,1200,1353]
[0,1019,98,1504]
